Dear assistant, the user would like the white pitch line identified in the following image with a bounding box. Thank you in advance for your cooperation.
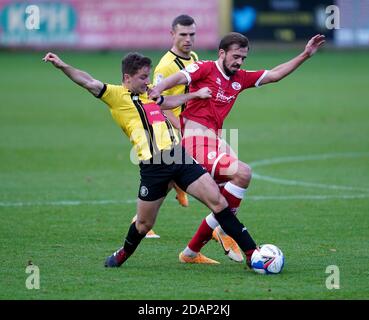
[252,173,369,193]
[249,152,369,168]
[1,152,368,208]
[1,193,369,208]
[0,199,137,208]
[248,194,369,201]
[250,152,369,192]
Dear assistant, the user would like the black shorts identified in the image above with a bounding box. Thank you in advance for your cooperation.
[138,145,207,201]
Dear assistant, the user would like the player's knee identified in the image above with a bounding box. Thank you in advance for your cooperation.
[135,219,154,235]
[234,162,252,187]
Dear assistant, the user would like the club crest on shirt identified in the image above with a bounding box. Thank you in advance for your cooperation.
[185,63,199,73]
[232,82,241,90]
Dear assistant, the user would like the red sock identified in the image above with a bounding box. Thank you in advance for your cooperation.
[187,184,245,253]
[188,219,214,252]
[245,249,255,268]
[221,186,243,215]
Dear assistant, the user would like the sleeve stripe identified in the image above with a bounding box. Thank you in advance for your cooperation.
[180,70,191,85]
[96,83,107,98]
[255,70,269,88]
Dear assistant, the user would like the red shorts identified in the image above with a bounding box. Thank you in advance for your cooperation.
[181,136,238,184]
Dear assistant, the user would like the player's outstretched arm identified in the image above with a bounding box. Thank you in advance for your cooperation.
[42,52,104,97]
[259,34,325,85]
[159,87,212,110]
[149,72,188,100]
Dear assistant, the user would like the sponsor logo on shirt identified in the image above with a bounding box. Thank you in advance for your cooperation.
[150,110,160,116]
[215,89,235,103]
[143,103,166,124]
[232,82,241,90]
[185,63,199,73]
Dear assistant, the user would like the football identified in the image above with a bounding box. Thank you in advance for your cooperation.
[251,244,285,274]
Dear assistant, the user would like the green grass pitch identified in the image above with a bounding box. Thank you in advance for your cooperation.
[0,49,368,300]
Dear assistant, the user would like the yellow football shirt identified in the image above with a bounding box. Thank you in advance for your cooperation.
[153,51,198,118]
[99,84,180,161]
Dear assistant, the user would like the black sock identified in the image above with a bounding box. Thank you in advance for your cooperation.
[214,207,256,252]
[123,222,146,256]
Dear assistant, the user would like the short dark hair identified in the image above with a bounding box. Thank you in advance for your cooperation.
[121,52,152,77]
[219,32,249,52]
[171,14,195,30]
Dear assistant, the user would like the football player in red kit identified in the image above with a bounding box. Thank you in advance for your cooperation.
[149,32,325,267]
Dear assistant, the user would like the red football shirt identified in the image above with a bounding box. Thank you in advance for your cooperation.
[180,60,268,133]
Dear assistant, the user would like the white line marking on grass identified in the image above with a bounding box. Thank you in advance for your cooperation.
[252,173,369,193]
[250,152,369,168]
[248,194,369,201]
[1,152,368,208]
[0,199,137,207]
[250,152,369,192]
[1,193,369,208]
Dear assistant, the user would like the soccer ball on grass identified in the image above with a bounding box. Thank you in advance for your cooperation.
[251,244,284,274]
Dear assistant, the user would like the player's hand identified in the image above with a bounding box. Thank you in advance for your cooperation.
[304,34,325,57]
[195,87,212,99]
[148,86,162,100]
[42,52,66,68]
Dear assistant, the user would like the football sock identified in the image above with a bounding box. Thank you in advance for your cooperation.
[222,182,246,215]
[116,222,146,264]
[245,249,255,267]
[182,246,198,257]
[217,182,247,234]
[187,218,214,252]
[214,207,256,253]
[186,183,247,253]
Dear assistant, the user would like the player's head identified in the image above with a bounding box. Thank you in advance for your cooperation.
[171,14,196,56]
[122,53,152,94]
[218,32,249,76]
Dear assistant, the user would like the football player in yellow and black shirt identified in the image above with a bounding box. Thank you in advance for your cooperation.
[153,15,198,129]
[130,15,198,238]
[43,51,260,267]
[156,15,198,210]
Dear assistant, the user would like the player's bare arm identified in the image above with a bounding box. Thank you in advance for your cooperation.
[149,71,188,100]
[42,52,104,97]
[163,110,180,129]
[159,87,211,110]
[260,34,325,85]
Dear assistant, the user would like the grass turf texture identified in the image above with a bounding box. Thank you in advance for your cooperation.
[0,49,368,299]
